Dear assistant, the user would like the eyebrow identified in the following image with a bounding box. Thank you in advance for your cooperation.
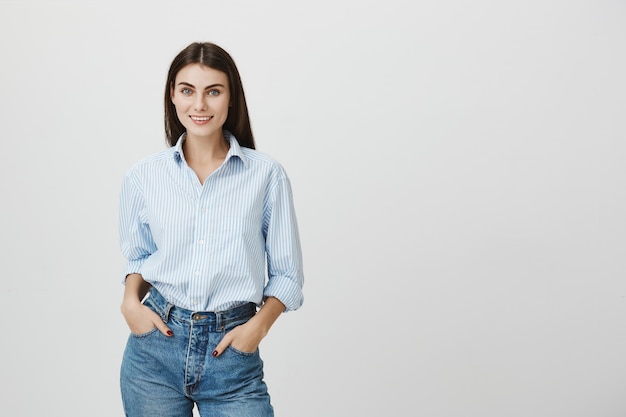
[177,82,226,90]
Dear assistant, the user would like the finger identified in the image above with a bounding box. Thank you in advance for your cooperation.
[212,334,232,357]
[145,309,173,337]
[154,319,173,337]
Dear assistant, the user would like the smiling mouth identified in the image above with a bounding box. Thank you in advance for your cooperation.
[190,116,213,122]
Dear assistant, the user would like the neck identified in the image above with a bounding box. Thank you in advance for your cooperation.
[183,131,229,162]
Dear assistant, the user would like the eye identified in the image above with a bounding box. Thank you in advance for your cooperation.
[208,89,220,97]
[181,88,193,95]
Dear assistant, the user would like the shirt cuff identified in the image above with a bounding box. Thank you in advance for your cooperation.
[122,260,144,284]
[264,276,304,312]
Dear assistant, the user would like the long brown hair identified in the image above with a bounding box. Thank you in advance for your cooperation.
[164,42,255,149]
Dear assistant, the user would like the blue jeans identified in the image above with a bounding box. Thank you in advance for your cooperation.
[120,288,274,417]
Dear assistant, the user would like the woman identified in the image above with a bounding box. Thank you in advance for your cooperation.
[118,42,304,417]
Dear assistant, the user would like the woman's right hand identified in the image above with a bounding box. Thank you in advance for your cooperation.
[121,300,173,337]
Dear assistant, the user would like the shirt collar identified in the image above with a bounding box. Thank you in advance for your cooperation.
[172,130,248,168]
[223,130,249,167]
[173,133,186,164]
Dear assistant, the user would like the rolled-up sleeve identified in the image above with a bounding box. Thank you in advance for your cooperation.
[263,172,304,312]
[119,173,156,282]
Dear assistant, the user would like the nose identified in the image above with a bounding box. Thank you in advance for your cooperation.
[194,94,207,111]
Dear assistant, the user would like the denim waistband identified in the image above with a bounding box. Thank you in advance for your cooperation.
[145,287,256,329]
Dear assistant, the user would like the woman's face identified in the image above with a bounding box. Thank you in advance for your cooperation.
[171,63,231,141]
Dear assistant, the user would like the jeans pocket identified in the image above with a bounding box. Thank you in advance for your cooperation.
[130,326,159,338]
[226,345,258,356]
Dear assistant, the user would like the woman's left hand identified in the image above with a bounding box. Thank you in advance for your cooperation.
[212,297,285,357]
[213,320,265,356]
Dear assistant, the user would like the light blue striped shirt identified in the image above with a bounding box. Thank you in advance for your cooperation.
[119,131,304,312]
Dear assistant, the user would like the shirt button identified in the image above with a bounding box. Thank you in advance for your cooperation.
[199,239,205,245]
[194,271,200,276]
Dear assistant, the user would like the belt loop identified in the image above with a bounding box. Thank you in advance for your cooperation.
[149,287,172,323]
[162,302,173,323]
[216,311,224,331]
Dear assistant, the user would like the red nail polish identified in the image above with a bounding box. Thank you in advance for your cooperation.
[167,330,173,336]
[212,350,218,357]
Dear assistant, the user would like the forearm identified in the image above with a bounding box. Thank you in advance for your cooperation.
[250,296,285,335]
[122,273,151,308]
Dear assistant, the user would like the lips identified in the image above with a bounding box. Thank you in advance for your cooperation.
[190,115,213,122]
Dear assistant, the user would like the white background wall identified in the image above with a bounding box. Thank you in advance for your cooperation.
[1,0,625,416]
